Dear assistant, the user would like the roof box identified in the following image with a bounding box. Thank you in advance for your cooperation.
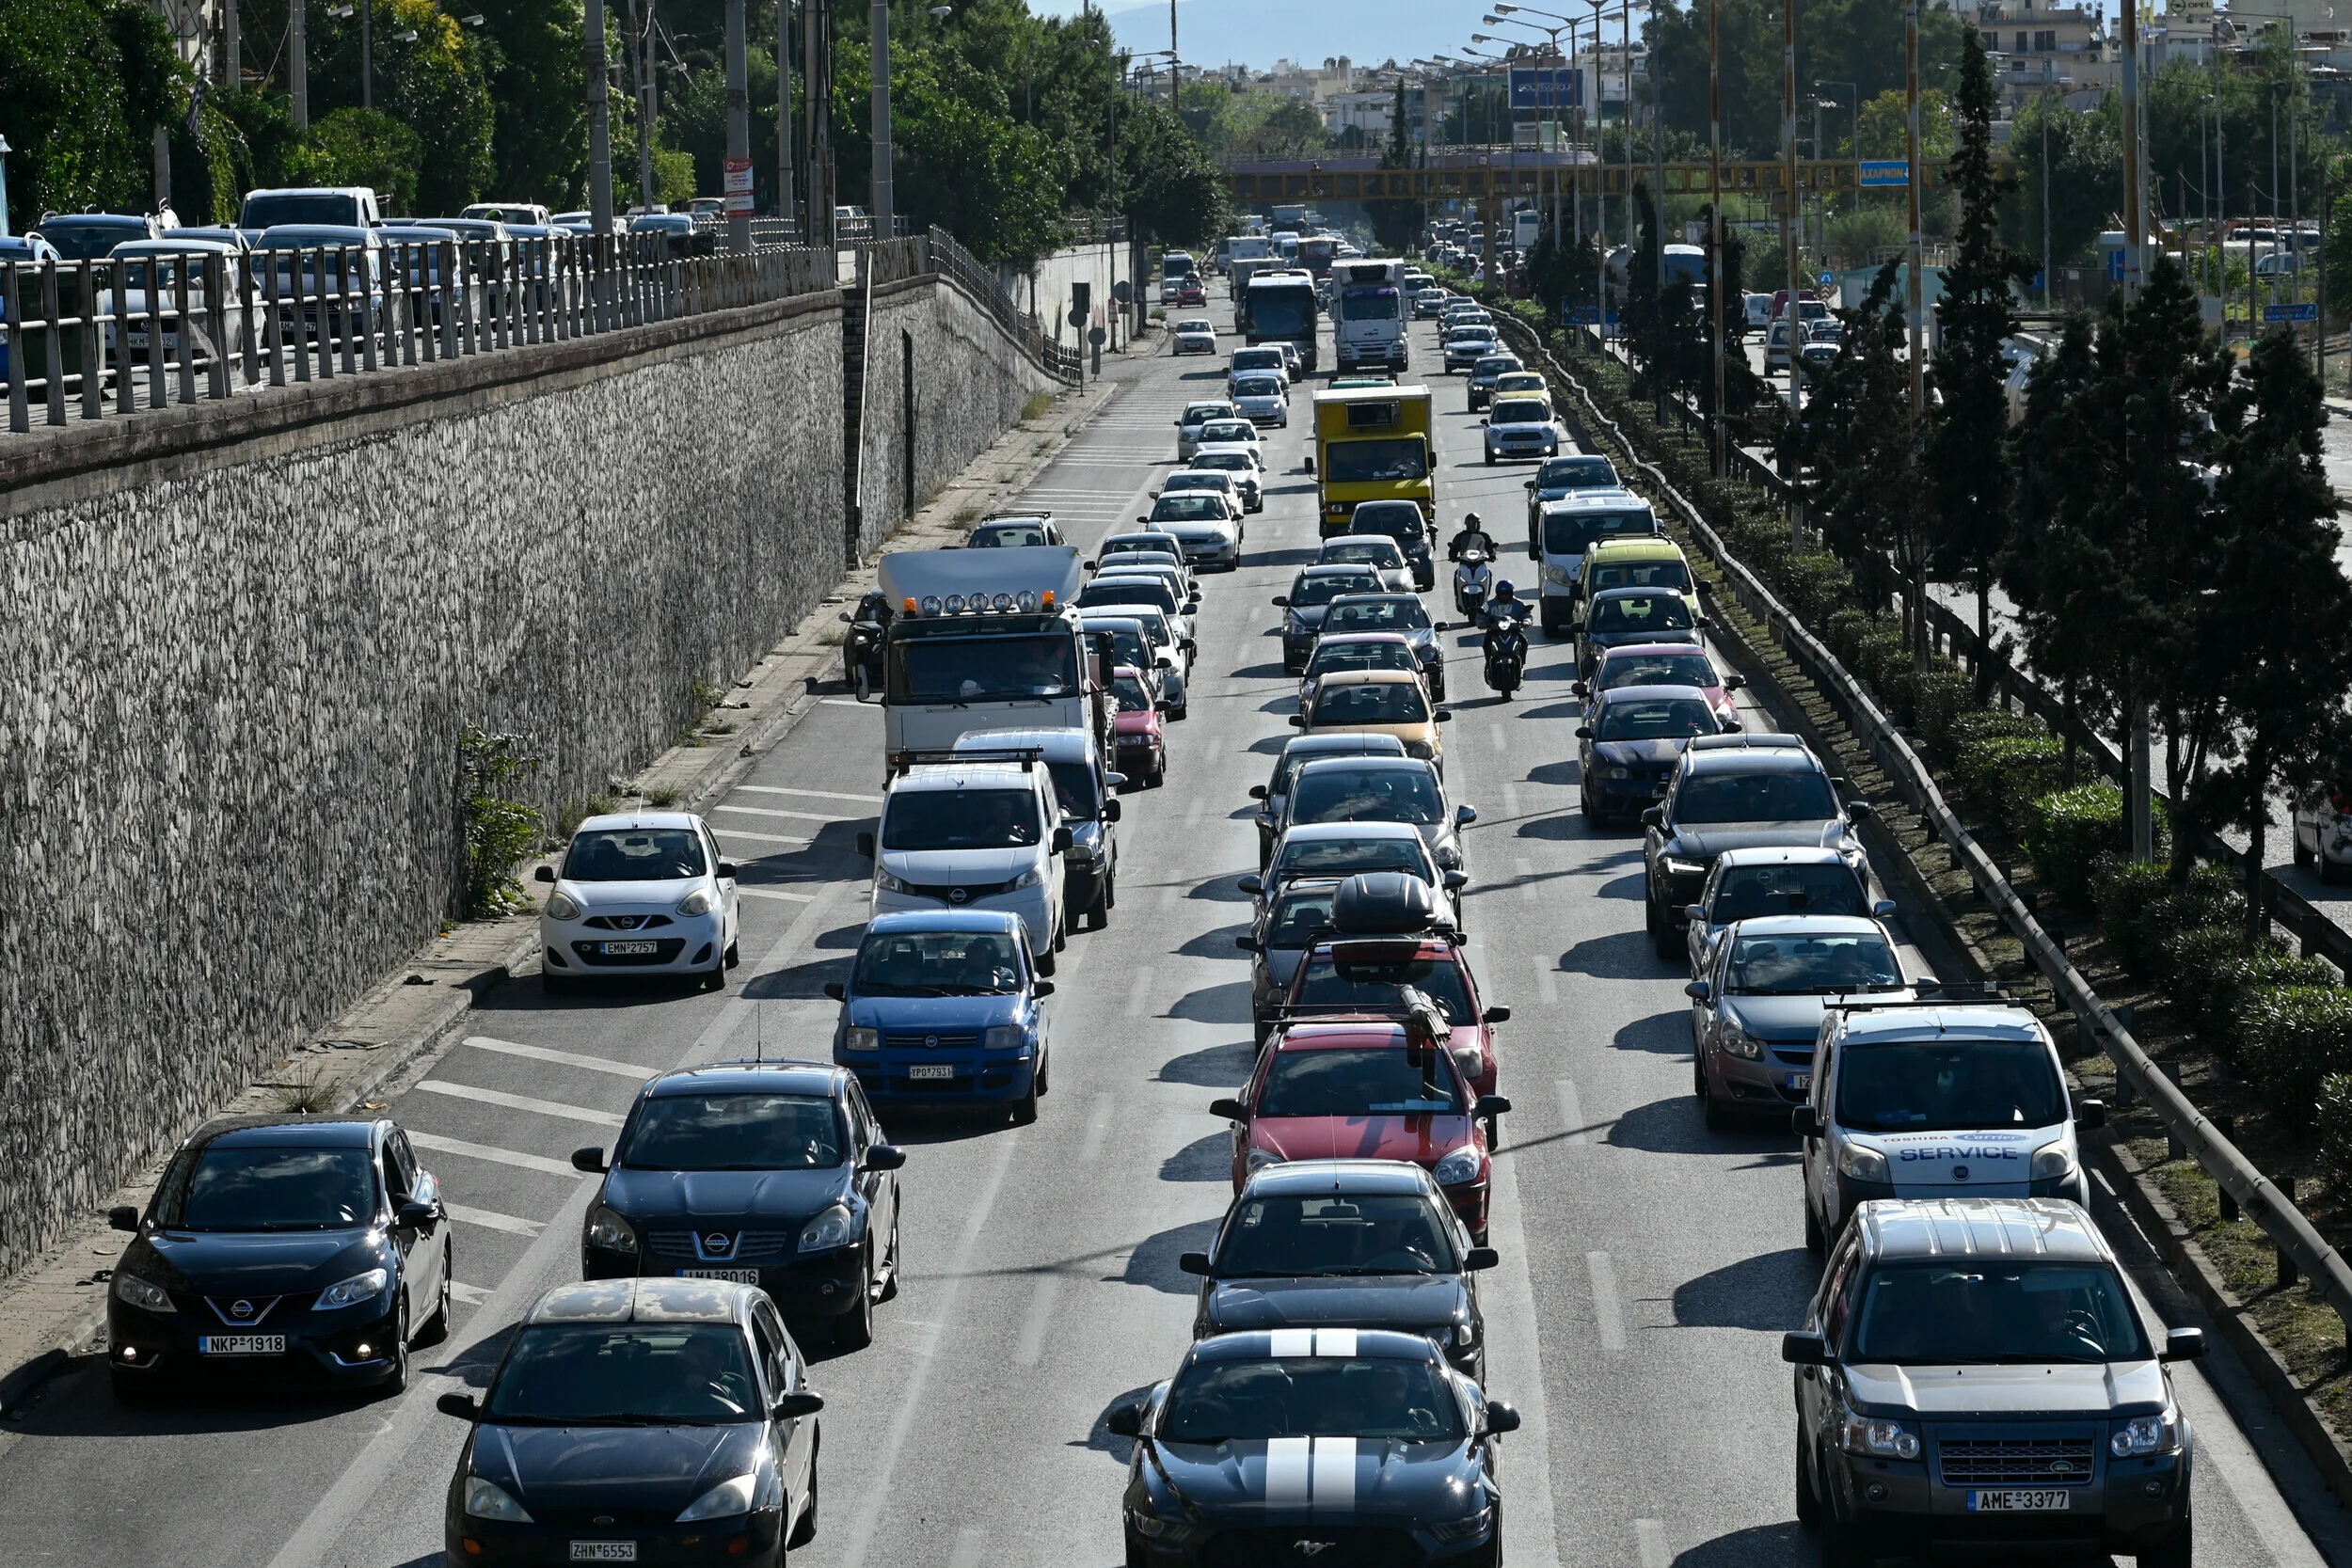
[1689,732,1805,751]
[1329,872,1441,935]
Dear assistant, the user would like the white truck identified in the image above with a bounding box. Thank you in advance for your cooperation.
[1330,259,1409,374]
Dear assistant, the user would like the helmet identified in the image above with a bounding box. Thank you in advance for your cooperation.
[1462,512,1483,529]
[1494,579,1517,597]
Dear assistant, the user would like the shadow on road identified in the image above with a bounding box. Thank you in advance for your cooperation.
[1159,1132,1232,1183]
[1672,1248,1816,1332]
[1117,1217,1221,1295]
[1156,1038,1255,1089]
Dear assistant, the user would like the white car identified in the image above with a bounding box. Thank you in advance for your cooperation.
[1158,469,1242,515]
[1195,418,1263,463]
[1176,400,1239,461]
[1230,372,1290,427]
[1186,447,1263,510]
[536,813,740,993]
[1226,345,1290,391]
[1483,396,1562,464]
[1174,318,1217,355]
[2294,782,2352,883]
[1142,490,1245,571]
[859,753,1071,971]
[1316,535,1415,594]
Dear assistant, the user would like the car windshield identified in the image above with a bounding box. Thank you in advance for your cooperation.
[565,828,707,881]
[1081,581,1178,615]
[1232,352,1283,372]
[1324,439,1429,483]
[1543,509,1654,553]
[1295,951,1475,1024]
[1161,1355,1464,1443]
[1724,932,1902,994]
[1351,503,1427,543]
[1490,400,1550,425]
[1183,404,1233,426]
[1265,886,1342,945]
[1260,1044,1467,1116]
[1165,475,1229,495]
[1153,495,1230,522]
[1327,596,1430,634]
[1234,375,1283,397]
[969,522,1049,546]
[1587,594,1693,634]
[889,634,1077,704]
[852,928,1024,995]
[1535,456,1618,491]
[1849,1260,2149,1364]
[1308,641,1420,681]
[1201,421,1257,444]
[1195,451,1252,472]
[1601,652,1718,691]
[1290,573,1378,608]
[1089,625,1152,673]
[1311,683,1431,726]
[1596,697,1717,742]
[1046,760,1099,817]
[621,1093,844,1170]
[43,221,146,261]
[881,787,1041,850]
[242,193,364,228]
[1322,541,1400,568]
[1111,673,1153,713]
[1673,768,1840,824]
[486,1323,762,1426]
[1216,1194,1459,1278]
[1591,559,1692,594]
[1710,863,1867,920]
[1836,1038,2069,1132]
[1496,376,1546,394]
[155,1146,376,1230]
[1292,766,1445,826]
[1274,838,1430,879]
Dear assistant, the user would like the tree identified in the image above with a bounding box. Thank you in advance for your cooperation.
[1646,0,1965,158]
[1803,261,1920,619]
[0,0,189,218]
[1119,97,1225,247]
[1853,87,1951,160]
[294,107,425,211]
[469,0,589,206]
[2002,89,2121,269]
[1364,79,1423,257]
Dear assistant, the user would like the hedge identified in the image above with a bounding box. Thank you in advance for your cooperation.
[2320,1073,2352,1193]
[2091,859,2237,980]
[1953,733,2067,836]
[2236,986,2352,1130]
[2157,926,2336,1059]
[2027,785,2132,910]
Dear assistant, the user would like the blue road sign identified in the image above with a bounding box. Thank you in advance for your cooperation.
[1858,160,1909,188]
[1818,271,1835,288]
[1564,304,1621,325]
[2264,301,2320,323]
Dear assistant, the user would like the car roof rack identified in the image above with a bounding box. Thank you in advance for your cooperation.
[1823,981,2018,1012]
[888,747,1041,775]
[980,509,1053,522]
[1266,986,1451,1048]
[1689,732,1805,751]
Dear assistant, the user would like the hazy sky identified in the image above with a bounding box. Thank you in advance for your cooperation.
[1030,0,1510,74]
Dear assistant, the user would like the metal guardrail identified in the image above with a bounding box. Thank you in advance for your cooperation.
[1502,309,2352,1339]
[923,227,1082,386]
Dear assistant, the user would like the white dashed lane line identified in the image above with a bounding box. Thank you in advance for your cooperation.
[733,784,883,803]
[413,1080,625,1126]
[444,1204,548,1237]
[406,1131,591,1180]
[462,1035,661,1080]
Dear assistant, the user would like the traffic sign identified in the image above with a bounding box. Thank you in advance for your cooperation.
[1819,271,1835,289]
[2265,301,2320,323]
[1563,304,1620,325]
[1858,160,1909,188]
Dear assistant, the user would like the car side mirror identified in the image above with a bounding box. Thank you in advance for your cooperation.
[2076,1099,2106,1130]
[1464,1246,1501,1272]
[822,981,846,1002]
[1791,1106,1820,1138]
[1695,616,1713,628]
[1724,673,1746,689]
[1210,1096,1251,1121]
[1248,784,1267,800]
[1640,807,1663,829]
[571,1147,608,1174]
[1456,805,1478,826]
[534,864,556,884]
[1474,1094,1512,1118]
[1570,681,1589,697]
[396,1199,437,1229]
[1235,935,1261,952]
[1178,1251,1213,1275]
[1136,515,1151,524]
[108,1205,141,1232]
[855,832,876,859]
[1105,1402,1146,1438]
[772,1390,827,1418]
[1271,595,1291,607]
[1846,800,1875,818]
[838,610,853,623]
[1480,1401,1522,1435]
[863,1144,908,1172]
[1435,709,1454,723]
[1684,980,1711,1003]
[1565,622,1582,635]
[1780,1331,1829,1366]
[1237,874,1263,895]
[436,1391,482,1420]
[1288,714,1308,728]
[1483,1006,1511,1024]
[1443,870,1469,891]
[1053,826,1075,854]
[2162,1327,2206,1363]
[1871,899,1897,920]
[1575,724,1593,738]
[717,862,739,880]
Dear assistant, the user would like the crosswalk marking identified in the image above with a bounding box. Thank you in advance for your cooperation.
[464,1035,660,1080]
[416,1080,625,1126]
[738,885,817,902]
[712,827,811,844]
[714,802,857,823]
[448,1279,493,1306]
[445,1203,547,1237]
[408,1130,590,1179]
[736,784,884,803]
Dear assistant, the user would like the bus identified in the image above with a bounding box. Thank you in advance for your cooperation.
[1243,269,1321,373]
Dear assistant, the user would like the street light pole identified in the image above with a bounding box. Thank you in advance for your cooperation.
[1710,0,1726,472]
[586,0,615,233]
[1784,0,1800,415]
[870,0,893,231]
[291,0,309,129]
[778,0,795,239]
[1904,0,1921,420]
[360,0,373,109]
[725,0,752,251]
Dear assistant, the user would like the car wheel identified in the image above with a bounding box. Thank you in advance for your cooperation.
[1794,1427,1824,1528]
[1486,451,1496,466]
[788,1454,819,1548]
[1701,1078,1731,1132]
[1013,1074,1041,1126]
[834,1252,877,1351]
[725,936,741,968]
[1146,768,1167,789]
[380,1298,412,1395]
[1653,907,1682,961]
[1125,1528,1151,1568]
[414,1238,454,1347]
[703,958,728,992]
[1804,1189,1828,1256]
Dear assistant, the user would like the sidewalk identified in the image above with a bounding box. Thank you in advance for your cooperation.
[0,350,1143,1418]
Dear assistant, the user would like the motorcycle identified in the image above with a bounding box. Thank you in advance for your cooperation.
[1482,602,1530,700]
[1453,546,1494,620]
[841,594,888,699]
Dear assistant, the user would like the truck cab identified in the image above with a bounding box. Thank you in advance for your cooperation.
[1330,259,1410,374]
[1311,386,1435,538]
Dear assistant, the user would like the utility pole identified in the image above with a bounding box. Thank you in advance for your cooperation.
[291,0,308,129]
[1783,0,1801,416]
[1904,0,1921,420]
[633,0,658,212]
[806,0,833,245]
[224,0,240,91]
[778,0,794,239]
[870,0,893,230]
[1654,12,1665,290]
[2043,103,2052,310]
[725,0,751,250]
[360,0,373,109]
[1709,0,1725,473]
[2121,0,2142,300]
[587,0,614,234]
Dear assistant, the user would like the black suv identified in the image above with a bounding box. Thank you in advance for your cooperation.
[1641,734,1869,959]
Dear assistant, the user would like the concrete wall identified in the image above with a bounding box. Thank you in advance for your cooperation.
[1010,243,1136,360]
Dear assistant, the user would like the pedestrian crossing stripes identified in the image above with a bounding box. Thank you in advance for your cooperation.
[416,1079,625,1126]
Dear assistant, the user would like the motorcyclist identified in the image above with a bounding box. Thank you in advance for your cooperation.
[1480,579,1529,632]
[1448,513,1496,562]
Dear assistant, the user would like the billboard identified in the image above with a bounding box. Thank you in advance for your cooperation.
[1508,66,1583,110]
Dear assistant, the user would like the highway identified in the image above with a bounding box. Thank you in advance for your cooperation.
[0,282,2339,1567]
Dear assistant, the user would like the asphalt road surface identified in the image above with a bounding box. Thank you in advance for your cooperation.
[0,285,2343,1568]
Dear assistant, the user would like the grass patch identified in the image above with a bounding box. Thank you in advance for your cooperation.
[1022,391,1057,422]
[644,784,682,809]
[270,1063,342,1115]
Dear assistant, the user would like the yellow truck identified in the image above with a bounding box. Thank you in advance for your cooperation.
[1310,385,1436,538]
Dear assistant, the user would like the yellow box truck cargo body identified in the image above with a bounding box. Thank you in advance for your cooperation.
[1312,385,1435,538]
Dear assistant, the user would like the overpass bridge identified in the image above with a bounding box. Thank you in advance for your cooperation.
[1223,151,1976,205]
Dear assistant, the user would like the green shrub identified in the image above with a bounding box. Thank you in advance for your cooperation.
[457,726,546,917]
[2157,927,2331,1057]
[1903,666,1978,757]
[2026,784,2129,909]
[2090,858,2237,980]
[1953,733,2066,835]
[2236,986,2352,1130]
[2320,1073,2352,1195]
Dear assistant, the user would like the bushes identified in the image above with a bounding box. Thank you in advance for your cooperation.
[2026,784,2130,909]
[2091,858,2236,980]
[2236,987,2352,1131]
[1952,732,2065,835]
[2157,928,2335,1057]
[2321,1073,2352,1192]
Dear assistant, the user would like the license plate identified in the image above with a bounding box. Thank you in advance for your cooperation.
[1967,1490,2072,1512]
[599,940,659,955]
[907,1064,956,1081]
[569,1544,638,1562]
[198,1335,285,1355]
[680,1268,759,1284]
[1787,1073,1812,1093]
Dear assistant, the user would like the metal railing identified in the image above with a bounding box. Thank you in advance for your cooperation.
[924,227,1083,385]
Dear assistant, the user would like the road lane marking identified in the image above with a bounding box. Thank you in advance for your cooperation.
[818,698,869,706]
[464,1035,660,1080]
[945,1526,990,1568]
[1184,797,1205,828]
[415,1080,625,1126]
[1635,1518,1670,1568]
[1587,1251,1628,1351]
[1011,1274,1061,1367]
[407,1131,591,1179]
[445,1203,546,1237]
[1079,1092,1115,1164]
[448,1280,492,1307]
[1555,1079,1585,1147]
[1490,722,1507,752]
[1159,866,1186,911]
[736,784,883,803]
[1504,782,1523,821]
[1125,966,1157,1018]
[1533,955,1559,1005]
[737,885,816,902]
[1516,855,1538,903]
[710,827,811,844]
[1484,1101,1562,1566]
[714,802,860,823]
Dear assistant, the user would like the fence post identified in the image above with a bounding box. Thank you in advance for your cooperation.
[338,247,358,375]
[238,252,259,388]
[81,260,105,418]
[358,246,379,372]
[174,255,198,404]
[204,255,230,400]
[40,260,64,426]
[265,250,287,388]
[4,261,24,434]
[140,259,167,407]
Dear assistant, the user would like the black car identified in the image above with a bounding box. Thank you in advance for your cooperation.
[573,1060,906,1350]
[1180,1160,1496,1380]
[1249,733,1410,870]
[1275,565,1385,674]
[1577,683,1735,829]
[1347,499,1437,591]
[104,1115,453,1398]
[1642,735,1870,959]
[437,1277,822,1566]
[1238,877,1344,1045]
[1109,1328,1518,1566]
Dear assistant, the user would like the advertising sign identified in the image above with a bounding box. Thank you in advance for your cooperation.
[1508,67,1582,110]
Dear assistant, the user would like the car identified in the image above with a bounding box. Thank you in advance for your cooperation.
[1465,354,1523,411]
[1290,668,1451,770]
[1318,593,1447,700]
[1535,489,1660,633]
[858,748,1073,972]
[1412,286,1450,318]
[1081,576,1199,667]
[1348,499,1438,591]
[1139,490,1244,571]
[1274,756,1475,880]
[1174,317,1217,354]
[1281,919,1504,1103]
[1682,845,1894,976]
[1785,1199,2196,1568]
[1160,277,1184,304]
[535,813,742,994]
[1575,538,1701,626]
[955,726,1124,927]
[1227,344,1291,388]
[1249,733,1409,867]
[1574,584,1706,678]
[437,1278,823,1565]
[1108,1326,1517,1566]
[966,513,1065,547]
[1577,641,1745,733]
[1212,1008,1507,1243]
[1765,318,1795,372]
[1239,876,1345,1041]
[1113,602,1197,692]
[1744,291,1773,331]
[1687,913,1912,1127]
[1274,564,1384,673]
[1794,999,2105,1252]
[1157,469,1245,518]
[1521,452,1626,551]
[1442,327,1498,373]
[1481,395,1560,465]
[1175,400,1238,459]
[2292,780,2352,882]
[1578,684,1738,828]
[1798,341,1841,372]
[1230,371,1290,427]
[1093,531,1200,591]
[1642,733,1868,958]
[1315,534,1414,594]
[35,212,168,261]
[1491,370,1548,402]
[1179,1161,1498,1379]
[1108,663,1171,786]
[1182,448,1263,511]
[103,1114,453,1398]
[574,1056,906,1349]
[1080,613,1175,721]
[1244,822,1461,928]
[1196,417,1263,460]
[1298,632,1427,712]
[1804,317,1845,347]
[1178,278,1206,306]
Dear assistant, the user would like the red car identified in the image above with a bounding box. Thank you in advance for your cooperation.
[1212,1011,1509,1243]
[1178,278,1206,306]
[1282,934,1505,1099]
[1575,641,1745,732]
[1109,665,1167,787]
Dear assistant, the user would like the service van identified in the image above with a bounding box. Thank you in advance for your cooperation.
[1534,490,1660,634]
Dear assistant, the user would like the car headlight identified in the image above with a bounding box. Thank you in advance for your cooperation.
[465,1476,534,1523]
[1719,1022,1763,1060]
[844,1025,880,1053]
[586,1205,639,1254]
[2030,1143,2075,1180]
[1245,1147,1285,1174]
[1600,764,1630,780]
[874,868,910,895]
[1837,1143,1891,1183]
[314,1268,391,1310]
[546,891,583,921]
[1433,1146,1483,1186]
[1661,856,1705,878]
[798,1203,857,1253]
[675,887,716,917]
[675,1472,759,1522]
[113,1274,174,1314]
[2112,1408,2181,1457]
[1127,1506,1205,1546]
[983,1024,1026,1052]
[1430,1504,1496,1544]
[1837,1400,1921,1460]
[1009,863,1046,891]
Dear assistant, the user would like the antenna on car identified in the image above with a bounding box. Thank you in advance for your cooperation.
[755,1002,765,1066]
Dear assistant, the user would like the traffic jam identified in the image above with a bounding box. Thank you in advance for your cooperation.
[83,250,2223,1568]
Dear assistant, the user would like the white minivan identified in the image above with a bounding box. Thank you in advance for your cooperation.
[1534,490,1660,635]
[858,751,1073,973]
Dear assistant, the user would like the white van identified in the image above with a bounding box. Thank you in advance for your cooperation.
[1534,490,1661,635]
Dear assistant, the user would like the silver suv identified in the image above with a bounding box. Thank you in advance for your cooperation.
[1785,1198,2201,1568]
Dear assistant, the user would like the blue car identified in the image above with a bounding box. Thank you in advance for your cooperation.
[826,910,1055,1122]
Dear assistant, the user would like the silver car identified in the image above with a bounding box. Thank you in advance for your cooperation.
[1186,448,1263,511]
[1275,754,1477,873]
[1316,535,1415,594]
[1175,401,1238,460]
[1685,913,1910,1128]
[1140,491,1244,571]
[1230,372,1290,428]
[1682,846,1890,976]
